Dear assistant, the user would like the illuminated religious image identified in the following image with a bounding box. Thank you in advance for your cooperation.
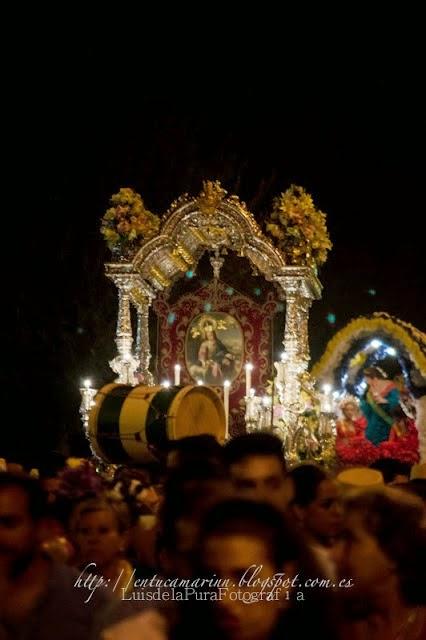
[185,313,243,385]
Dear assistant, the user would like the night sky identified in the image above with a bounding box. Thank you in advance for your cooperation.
[10,39,425,464]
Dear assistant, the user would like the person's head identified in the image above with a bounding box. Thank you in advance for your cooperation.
[195,498,307,640]
[41,476,62,504]
[339,398,359,421]
[338,488,426,612]
[370,458,411,484]
[288,464,343,543]
[393,479,426,506]
[224,433,292,510]
[201,321,216,340]
[166,435,224,472]
[363,366,388,392]
[158,463,233,577]
[0,473,48,577]
[70,497,130,570]
[205,324,215,339]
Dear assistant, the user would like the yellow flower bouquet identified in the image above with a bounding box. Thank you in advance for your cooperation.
[266,185,332,271]
[101,188,160,257]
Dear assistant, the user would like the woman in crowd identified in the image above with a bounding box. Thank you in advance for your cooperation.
[337,487,426,639]
[69,496,134,598]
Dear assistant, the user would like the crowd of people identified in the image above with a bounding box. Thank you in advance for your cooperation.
[0,433,425,640]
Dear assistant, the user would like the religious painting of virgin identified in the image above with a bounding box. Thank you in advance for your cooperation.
[185,313,244,385]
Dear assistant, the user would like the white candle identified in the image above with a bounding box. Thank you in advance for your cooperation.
[224,380,231,439]
[174,364,181,386]
[245,363,253,397]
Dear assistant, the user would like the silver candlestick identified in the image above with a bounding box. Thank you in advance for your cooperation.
[79,379,98,433]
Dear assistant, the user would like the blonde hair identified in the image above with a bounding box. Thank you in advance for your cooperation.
[69,496,130,536]
[339,395,359,410]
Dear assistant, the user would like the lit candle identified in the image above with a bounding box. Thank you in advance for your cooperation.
[162,380,171,389]
[245,363,253,397]
[174,364,181,386]
[321,383,333,412]
[224,380,231,439]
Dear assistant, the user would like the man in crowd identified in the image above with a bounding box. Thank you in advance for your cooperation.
[224,433,293,510]
[0,472,122,640]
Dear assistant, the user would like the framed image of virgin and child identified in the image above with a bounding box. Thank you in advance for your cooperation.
[185,313,244,385]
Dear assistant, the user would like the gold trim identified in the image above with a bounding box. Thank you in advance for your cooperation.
[149,266,171,289]
[174,244,194,266]
[197,180,227,216]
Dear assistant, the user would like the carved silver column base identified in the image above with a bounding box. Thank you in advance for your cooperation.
[109,353,140,385]
[79,385,99,458]
[137,370,155,386]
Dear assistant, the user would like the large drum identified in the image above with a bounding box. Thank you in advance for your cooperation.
[88,383,226,464]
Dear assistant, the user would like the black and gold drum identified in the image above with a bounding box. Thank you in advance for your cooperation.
[88,383,226,464]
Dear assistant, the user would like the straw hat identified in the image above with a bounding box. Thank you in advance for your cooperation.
[410,463,426,480]
[337,467,384,488]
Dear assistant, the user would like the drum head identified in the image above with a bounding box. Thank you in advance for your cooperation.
[168,385,226,443]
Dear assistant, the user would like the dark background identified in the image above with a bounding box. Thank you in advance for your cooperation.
[9,34,425,464]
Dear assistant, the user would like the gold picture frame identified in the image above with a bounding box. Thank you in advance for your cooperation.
[185,312,244,385]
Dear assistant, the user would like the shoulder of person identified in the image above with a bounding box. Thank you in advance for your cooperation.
[23,563,118,640]
[47,563,115,613]
[100,609,168,640]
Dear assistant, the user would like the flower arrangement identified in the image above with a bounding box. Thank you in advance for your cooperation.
[101,188,160,257]
[265,185,332,271]
[378,440,420,465]
[55,460,104,503]
[336,421,419,467]
[379,419,420,464]
[336,436,380,466]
